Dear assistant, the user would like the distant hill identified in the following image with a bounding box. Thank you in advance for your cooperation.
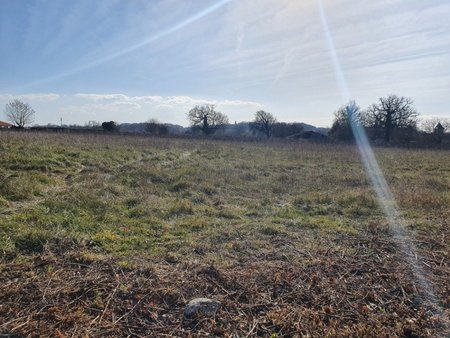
[222,122,329,138]
[31,121,329,138]
[298,123,329,135]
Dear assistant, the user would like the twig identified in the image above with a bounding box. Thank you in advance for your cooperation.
[245,318,259,338]
[0,316,29,328]
[67,287,94,306]
[99,282,120,323]
[11,319,30,332]
[400,286,407,304]
[114,296,147,324]
[422,261,431,268]
[67,262,91,268]
[42,271,60,302]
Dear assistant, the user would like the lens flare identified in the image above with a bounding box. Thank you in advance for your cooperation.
[317,0,350,102]
[17,0,233,90]
[317,0,448,331]
[348,102,442,309]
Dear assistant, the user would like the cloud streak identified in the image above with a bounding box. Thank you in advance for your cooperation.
[75,93,262,109]
[0,93,60,102]
[15,0,234,90]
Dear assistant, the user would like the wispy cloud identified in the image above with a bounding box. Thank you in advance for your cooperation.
[0,92,261,126]
[0,93,60,102]
[13,0,234,90]
[75,93,262,109]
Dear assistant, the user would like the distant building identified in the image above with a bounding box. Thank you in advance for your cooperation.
[0,120,13,129]
[288,130,329,140]
[434,122,445,134]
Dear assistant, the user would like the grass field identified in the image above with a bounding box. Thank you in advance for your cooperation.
[0,131,449,337]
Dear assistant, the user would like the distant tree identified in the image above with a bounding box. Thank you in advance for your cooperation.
[101,121,118,132]
[329,101,362,141]
[145,118,168,136]
[365,95,418,142]
[187,104,229,135]
[420,117,450,133]
[85,120,101,129]
[419,118,449,145]
[4,99,35,128]
[251,110,276,138]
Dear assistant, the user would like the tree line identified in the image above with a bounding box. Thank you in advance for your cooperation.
[186,105,305,138]
[329,94,449,145]
[2,95,449,146]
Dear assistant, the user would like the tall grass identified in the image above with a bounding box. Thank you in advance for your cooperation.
[0,131,448,261]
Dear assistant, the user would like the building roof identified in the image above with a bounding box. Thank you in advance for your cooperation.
[435,122,444,130]
[288,130,329,140]
[0,120,13,127]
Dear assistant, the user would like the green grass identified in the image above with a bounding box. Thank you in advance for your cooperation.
[1,131,448,262]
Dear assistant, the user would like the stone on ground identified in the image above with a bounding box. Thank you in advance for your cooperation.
[184,298,221,319]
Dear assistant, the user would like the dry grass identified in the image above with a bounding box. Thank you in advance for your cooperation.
[0,131,448,337]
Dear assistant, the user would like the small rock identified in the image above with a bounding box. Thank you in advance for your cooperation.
[184,298,221,319]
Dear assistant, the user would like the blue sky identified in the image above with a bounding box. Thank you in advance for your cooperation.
[1,0,449,127]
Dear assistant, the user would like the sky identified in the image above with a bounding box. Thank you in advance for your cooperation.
[0,0,449,127]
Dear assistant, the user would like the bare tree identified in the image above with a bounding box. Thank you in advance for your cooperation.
[329,101,363,141]
[4,99,35,128]
[252,110,276,138]
[187,104,229,135]
[85,120,101,129]
[420,117,450,133]
[365,95,418,142]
